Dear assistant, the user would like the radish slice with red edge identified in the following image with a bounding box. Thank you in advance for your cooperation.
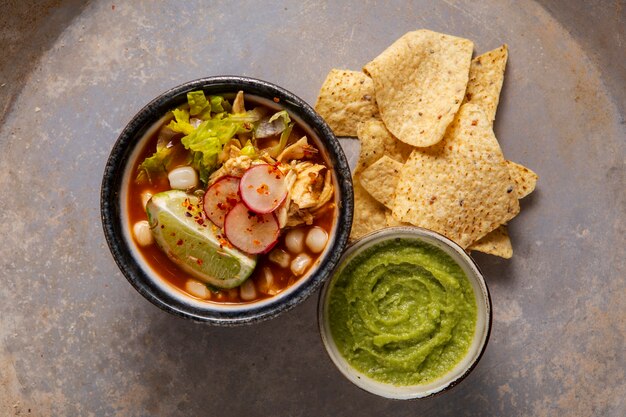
[239,164,287,214]
[224,202,280,254]
[203,176,241,228]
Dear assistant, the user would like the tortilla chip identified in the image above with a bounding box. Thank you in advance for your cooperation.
[392,103,520,248]
[351,181,388,240]
[462,45,508,122]
[359,160,527,249]
[314,69,379,136]
[385,210,408,227]
[466,162,536,257]
[355,119,413,172]
[350,121,412,239]
[360,156,403,209]
[363,29,473,147]
[468,225,513,258]
[506,160,538,198]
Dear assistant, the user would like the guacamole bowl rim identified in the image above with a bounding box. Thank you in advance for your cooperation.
[317,226,492,399]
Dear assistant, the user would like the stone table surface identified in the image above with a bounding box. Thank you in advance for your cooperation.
[1,1,624,416]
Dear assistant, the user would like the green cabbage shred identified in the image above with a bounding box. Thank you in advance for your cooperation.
[137,91,271,185]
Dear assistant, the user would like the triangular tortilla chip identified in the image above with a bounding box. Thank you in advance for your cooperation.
[506,160,538,198]
[462,45,508,122]
[392,103,520,248]
[360,155,403,209]
[350,121,413,240]
[467,162,535,257]
[361,157,531,257]
[468,225,513,258]
[363,29,473,147]
[461,45,518,257]
[351,181,388,240]
[314,69,379,137]
[355,119,413,172]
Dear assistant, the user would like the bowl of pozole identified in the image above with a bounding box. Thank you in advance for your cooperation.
[101,76,353,325]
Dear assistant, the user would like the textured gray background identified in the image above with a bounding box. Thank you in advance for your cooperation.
[1,1,624,416]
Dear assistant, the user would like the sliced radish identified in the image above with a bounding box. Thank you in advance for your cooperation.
[239,164,287,214]
[203,176,241,228]
[224,202,280,254]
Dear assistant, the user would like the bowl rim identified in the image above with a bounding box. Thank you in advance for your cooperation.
[100,75,354,326]
[317,226,492,399]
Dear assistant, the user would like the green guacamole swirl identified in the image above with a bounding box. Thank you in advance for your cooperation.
[328,238,477,386]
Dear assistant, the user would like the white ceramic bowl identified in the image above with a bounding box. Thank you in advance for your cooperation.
[318,227,492,399]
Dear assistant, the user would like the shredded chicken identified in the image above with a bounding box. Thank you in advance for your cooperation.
[286,203,315,227]
[277,137,318,162]
[276,170,298,228]
[218,139,243,164]
[313,170,333,210]
[277,160,335,226]
[209,155,253,184]
[290,162,328,209]
[208,134,333,227]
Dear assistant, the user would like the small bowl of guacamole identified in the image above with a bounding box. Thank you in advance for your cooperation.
[318,227,492,399]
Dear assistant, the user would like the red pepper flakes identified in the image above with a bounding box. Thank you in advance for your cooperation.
[196,259,203,265]
[218,236,233,249]
[177,239,184,246]
[256,183,269,195]
[273,97,280,103]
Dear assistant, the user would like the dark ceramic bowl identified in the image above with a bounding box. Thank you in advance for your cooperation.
[318,227,492,399]
[101,76,353,326]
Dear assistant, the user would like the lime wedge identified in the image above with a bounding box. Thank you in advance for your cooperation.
[146,190,256,289]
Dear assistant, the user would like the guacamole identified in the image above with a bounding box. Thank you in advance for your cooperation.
[328,238,477,386]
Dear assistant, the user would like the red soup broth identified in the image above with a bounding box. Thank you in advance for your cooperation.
[126,99,336,304]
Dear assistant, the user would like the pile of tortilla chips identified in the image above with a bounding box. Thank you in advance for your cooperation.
[315,29,537,258]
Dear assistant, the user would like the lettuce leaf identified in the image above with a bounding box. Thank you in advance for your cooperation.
[136,94,255,185]
[136,146,172,184]
[187,91,209,116]
[197,95,231,120]
[240,140,257,158]
[182,119,241,183]
[190,151,213,185]
[268,110,291,125]
[167,109,195,135]
[210,96,227,113]
[268,122,294,158]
